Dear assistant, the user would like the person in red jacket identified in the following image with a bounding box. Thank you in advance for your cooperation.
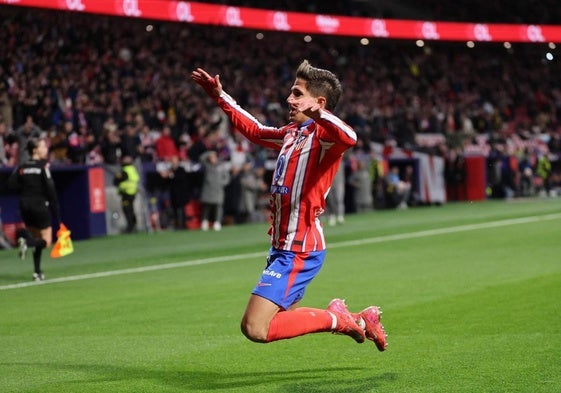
[155,125,179,161]
[191,60,387,350]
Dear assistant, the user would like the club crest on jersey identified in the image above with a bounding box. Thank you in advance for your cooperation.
[294,134,308,150]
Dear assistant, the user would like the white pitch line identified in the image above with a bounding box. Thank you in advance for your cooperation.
[328,213,561,249]
[2,213,560,291]
[0,251,266,291]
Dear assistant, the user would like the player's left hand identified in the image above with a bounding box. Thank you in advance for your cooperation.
[191,68,223,98]
[296,96,322,119]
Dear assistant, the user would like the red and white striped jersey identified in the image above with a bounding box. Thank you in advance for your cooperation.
[217,91,357,252]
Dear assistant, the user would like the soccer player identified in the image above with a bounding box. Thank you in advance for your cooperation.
[8,137,61,282]
[191,60,387,350]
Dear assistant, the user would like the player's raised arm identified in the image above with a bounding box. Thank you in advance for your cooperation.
[191,67,223,98]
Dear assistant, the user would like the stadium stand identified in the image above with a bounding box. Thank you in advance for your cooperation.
[1,5,560,232]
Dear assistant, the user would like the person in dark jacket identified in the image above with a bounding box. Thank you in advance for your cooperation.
[8,137,60,281]
[167,155,192,230]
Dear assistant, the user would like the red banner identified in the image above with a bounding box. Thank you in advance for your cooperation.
[88,167,106,213]
[2,0,560,43]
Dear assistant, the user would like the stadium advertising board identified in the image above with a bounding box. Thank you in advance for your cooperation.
[3,0,561,43]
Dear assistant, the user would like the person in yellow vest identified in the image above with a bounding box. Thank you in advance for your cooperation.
[536,153,552,197]
[114,155,140,233]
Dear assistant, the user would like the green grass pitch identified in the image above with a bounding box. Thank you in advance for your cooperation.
[1,199,560,392]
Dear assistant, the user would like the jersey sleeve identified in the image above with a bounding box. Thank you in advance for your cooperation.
[314,110,357,151]
[216,91,286,150]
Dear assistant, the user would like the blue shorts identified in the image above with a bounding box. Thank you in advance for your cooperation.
[252,247,326,310]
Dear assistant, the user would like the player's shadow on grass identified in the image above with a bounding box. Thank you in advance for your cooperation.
[2,362,396,391]
[186,366,397,392]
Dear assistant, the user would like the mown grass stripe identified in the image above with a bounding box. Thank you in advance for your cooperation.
[2,212,560,291]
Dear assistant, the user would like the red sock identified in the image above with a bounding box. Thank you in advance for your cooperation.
[266,308,334,342]
[292,307,320,313]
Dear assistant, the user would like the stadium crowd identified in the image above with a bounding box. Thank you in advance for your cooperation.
[1,6,560,230]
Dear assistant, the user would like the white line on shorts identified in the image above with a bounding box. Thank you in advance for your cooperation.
[2,212,560,291]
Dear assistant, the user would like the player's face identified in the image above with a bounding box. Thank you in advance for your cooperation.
[287,78,314,124]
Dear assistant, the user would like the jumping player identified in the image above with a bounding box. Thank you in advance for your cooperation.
[9,137,60,282]
[191,60,387,350]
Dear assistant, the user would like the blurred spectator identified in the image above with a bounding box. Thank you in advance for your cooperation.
[100,121,121,165]
[385,166,411,209]
[349,160,374,212]
[444,147,466,200]
[346,138,374,212]
[228,131,252,168]
[0,71,12,129]
[155,125,179,161]
[177,132,193,161]
[138,124,156,163]
[326,160,346,225]
[12,115,41,164]
[402,165,418,206]
[86,144,104,165]
[199,150,230,231]
[120,123,142,160]
[48,126,68,164]
[238,161,268,223]
[166,156,193,230]
[223,164,243,225]
[187,129,211,163]
[150,161,175,229]
[66,121,89,164]
[0,120,8,166]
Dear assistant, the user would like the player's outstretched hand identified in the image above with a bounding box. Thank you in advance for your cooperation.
[296,96,322,119]
[191,68,222,98]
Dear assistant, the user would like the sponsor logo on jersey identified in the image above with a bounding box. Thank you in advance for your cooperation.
[270,185,290,194]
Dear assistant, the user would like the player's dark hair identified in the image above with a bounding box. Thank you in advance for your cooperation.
[26,137,43,156]
[296,59,342,111]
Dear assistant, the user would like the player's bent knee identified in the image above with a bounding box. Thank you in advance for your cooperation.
[240,320,268,343]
